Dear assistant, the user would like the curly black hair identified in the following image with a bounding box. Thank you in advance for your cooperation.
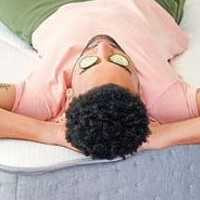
[65,83,150,160]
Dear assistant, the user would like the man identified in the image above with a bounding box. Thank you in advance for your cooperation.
[1,0,199,160]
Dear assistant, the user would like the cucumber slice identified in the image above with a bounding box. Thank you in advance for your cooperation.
[79,56,98,69]
[109,54,129,67]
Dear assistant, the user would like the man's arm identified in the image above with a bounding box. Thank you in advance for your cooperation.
[0,107,56,143]
[0,83,49,142]
[138,117,200,151]
[0,83,80,152]
[138,88,200,151]
[0,107,81,152]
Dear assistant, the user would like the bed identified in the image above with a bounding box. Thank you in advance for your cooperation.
[0,0,200,199]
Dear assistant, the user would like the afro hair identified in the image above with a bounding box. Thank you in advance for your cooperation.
[65,83,150,160]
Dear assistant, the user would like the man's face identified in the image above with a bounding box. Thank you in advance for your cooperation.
[69,34,140,99]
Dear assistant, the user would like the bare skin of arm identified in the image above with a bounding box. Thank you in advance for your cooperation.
[138,89,200,151]
[0,83,80,152]
[0,83,15,111]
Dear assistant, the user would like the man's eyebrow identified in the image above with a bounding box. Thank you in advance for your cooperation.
[79,61,132,75]
[86,42,124,53]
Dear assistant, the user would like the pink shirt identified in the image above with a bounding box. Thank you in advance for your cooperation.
[12,0,199,123]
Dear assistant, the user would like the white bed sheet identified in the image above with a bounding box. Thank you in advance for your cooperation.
[0,0,199,168]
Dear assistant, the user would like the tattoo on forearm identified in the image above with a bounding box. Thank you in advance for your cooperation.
[0,84,11,91]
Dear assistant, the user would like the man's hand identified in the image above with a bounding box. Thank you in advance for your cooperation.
[45,117,82,153]
[48,113,81,153]
[51,112,66,123]
[52,123,81,153]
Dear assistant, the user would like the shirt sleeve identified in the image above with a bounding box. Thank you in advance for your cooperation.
[12,81,53,121]
[12,61,67,121]
[150,80,199,124]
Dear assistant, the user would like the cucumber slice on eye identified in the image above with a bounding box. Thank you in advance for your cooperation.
[109,54,129,67]
[79,56,98,69]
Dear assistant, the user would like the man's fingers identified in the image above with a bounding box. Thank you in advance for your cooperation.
[137,142,148,152]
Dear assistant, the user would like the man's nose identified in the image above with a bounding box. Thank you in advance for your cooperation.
[96,41,114,58]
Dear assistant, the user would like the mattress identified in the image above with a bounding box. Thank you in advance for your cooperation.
[0,0,200,199]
